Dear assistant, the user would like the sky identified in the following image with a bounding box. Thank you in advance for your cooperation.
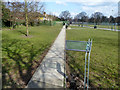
[44,0,119,18]
[3,0,120,18]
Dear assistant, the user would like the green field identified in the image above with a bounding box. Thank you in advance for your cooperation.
[72,24,119,30]
[66,26,118,88]
[87,24,119,30]
[2,25,62,88]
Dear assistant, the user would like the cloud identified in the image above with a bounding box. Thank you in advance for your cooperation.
[4,0,118,17]
[4,0,119,3]
[71,12,78,17]
[81,4,118,17]
[51,1,118,17]
[65,0,119,3]
[50,12,78,17]
[55,1,67,5]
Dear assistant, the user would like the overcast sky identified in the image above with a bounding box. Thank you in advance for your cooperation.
[3,0,120,18]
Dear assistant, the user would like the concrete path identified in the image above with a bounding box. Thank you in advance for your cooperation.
[26,26,66,88]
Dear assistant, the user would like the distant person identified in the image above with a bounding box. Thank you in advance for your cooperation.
[94,25,97,29]
[66,24,68,29]
[68,22,70,26]
[63,22,65,26]
[111,26,113,30]
[81,24,83,27]
[13,24,16,28]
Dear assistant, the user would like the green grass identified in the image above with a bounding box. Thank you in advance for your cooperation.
[71,24,119,30]
[87,24,119,30]
[0,30,1,76]
[2,24,62,88]
[66,26,118,88]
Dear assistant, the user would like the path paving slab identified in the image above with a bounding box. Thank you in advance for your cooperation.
[26,26,66,88]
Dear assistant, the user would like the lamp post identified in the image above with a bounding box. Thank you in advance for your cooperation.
[118,1,120,30]
[111,10,114,31]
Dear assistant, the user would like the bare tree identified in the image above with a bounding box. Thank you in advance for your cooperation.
[59,10,71,21]
[91,12,103,25]
[27,1,45,26]
[109,16,115,23]
[23,1,45,36]
[24,0,28,36]
[101,16,108,23]
[2,1,45,30]
[75,12,87,23]
[5,2,24,29]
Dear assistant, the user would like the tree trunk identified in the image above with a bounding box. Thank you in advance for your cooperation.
[25,0,28,36]
[26,12,28,36]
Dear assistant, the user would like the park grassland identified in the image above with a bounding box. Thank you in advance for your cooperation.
[71,24,119,30]
[66,27,118,88]
[2,24,62,88]
[87,24,119,30]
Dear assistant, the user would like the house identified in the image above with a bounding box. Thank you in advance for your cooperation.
[39,14,53,21]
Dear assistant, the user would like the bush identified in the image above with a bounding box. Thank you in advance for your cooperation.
[30,21,35,26]
[2,20,11,27]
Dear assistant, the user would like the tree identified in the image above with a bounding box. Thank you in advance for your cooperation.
[74,12,87,22]
[23,1,45,36]
[2,1,44,29]
[109,16,115,23]
[101,16,108,23]
[59,10,71,21]
[2,2,11,27]
[24,0,29,36]
[27,1,45,26]
[7,2,24,28]
[91,12,104,25]
[51,15,60,21]
[88,17,94,23]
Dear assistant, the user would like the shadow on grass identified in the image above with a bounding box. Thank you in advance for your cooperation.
[2,65,19,88]
[2,39,47,88]
[66,52,84,78]
[66,51,95,88]
[17,30,27,36]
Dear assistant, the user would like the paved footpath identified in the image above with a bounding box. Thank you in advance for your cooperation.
[26,26,66,88]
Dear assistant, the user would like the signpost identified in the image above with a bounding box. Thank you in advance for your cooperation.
[66,39,92,89]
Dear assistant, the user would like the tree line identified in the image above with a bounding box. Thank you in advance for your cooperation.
[59,10,120,25]
[2,2,120,29]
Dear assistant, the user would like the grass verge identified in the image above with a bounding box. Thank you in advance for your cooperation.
[2,24,62,88]
[66,26,118,88]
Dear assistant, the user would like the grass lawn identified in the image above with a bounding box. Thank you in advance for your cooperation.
[66,26,118,88]
[87,24,119,30]
[2,24,62,88]
[72,24,119,30]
